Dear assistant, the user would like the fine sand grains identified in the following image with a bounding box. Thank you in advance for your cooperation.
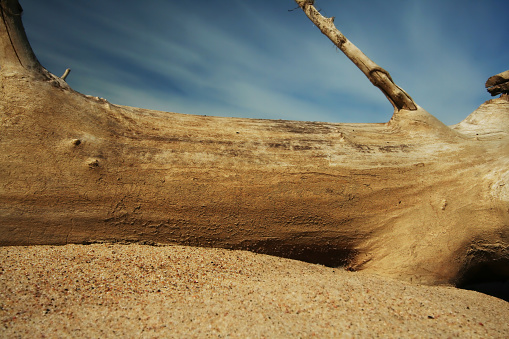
[0,244,508,338]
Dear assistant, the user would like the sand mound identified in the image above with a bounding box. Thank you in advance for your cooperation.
[1,243,507,337]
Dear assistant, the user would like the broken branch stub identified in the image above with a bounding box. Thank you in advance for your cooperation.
[61,68,71,81]
[294,0,417,112]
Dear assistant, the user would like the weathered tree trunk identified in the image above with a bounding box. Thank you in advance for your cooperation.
[0,0,67,85]
[0,0,40,72]
[0,0,508,288]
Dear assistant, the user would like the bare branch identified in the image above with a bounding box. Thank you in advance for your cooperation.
[294,0,417,112]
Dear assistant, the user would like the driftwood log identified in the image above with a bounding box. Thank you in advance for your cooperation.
[1,0,508,288]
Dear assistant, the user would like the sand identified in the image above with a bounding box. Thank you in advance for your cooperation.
[1,243,508,338]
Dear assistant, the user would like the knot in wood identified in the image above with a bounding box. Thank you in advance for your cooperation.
[368,67,393,85]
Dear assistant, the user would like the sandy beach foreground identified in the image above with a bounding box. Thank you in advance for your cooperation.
[0,243,507,338]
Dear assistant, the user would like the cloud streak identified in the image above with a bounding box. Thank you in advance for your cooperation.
[21,0,509,125]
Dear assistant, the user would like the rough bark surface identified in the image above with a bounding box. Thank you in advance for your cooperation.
[0,0,508,288]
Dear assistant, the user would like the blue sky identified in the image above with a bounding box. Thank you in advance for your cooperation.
[20,0,509,125]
